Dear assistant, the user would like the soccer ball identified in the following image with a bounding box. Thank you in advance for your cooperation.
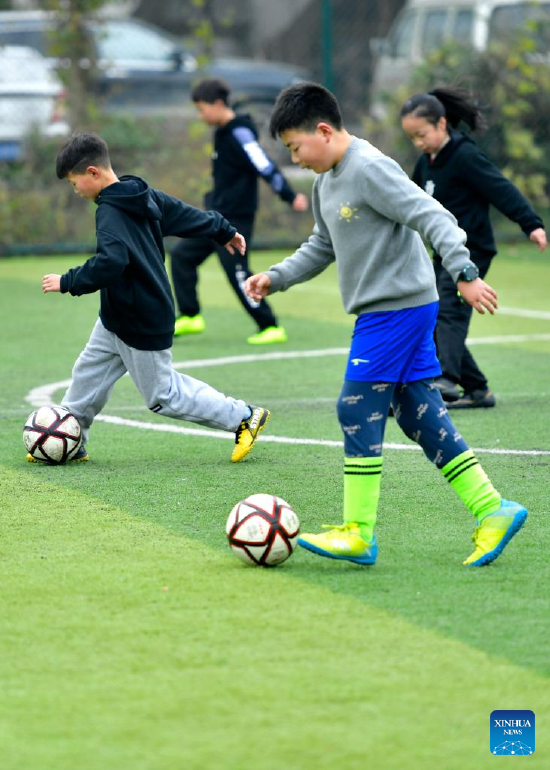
[23,406,82,465]
[226,493,300,567]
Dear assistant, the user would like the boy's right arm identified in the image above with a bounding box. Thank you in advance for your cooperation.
[245,226,334,300]
[259,183,335,295]
[59,232,131,296]
[264,225,335,294]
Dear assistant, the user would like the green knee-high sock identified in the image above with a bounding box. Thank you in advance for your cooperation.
[441,449,501,521]
[343,456,383,542]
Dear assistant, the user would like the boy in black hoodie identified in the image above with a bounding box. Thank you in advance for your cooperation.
[37,132,270,463]
[170,78,308,345]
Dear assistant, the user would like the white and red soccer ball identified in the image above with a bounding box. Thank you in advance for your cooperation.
[23,406,82,464]
[226,493,300,567]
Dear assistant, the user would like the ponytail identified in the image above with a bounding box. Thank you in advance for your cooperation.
[401,86,486,132]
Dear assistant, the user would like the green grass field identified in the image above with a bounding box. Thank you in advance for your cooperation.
[1,244,549,769]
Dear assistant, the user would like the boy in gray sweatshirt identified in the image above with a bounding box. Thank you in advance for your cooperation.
[245,83,527,568]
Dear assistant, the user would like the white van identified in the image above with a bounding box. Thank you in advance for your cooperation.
[370,0,550,116]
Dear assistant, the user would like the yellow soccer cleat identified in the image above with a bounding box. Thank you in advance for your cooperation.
[298,523,378,565]
[247,326,288,345]
[463,500,527,566]
[174,314,205,337]
[231,406,270,462]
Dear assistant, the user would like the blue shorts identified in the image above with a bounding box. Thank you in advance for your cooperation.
[345,302,442,383]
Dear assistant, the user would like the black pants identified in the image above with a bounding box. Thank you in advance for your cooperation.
[170,214,277,332]
[433,251,493,393]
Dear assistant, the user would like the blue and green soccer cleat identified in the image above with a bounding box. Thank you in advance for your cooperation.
[298,524,378,565]
[463,499,527,566]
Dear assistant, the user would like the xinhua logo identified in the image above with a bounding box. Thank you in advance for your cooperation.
[490,710,535,755]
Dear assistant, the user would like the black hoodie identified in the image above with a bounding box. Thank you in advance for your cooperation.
[412,128,544,257]
[205,113,296,216]
[60,176,236,350]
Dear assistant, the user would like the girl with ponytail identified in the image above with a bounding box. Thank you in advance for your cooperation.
[401,87,546,409]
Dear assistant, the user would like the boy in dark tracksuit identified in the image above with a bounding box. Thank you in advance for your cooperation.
[170,78,308,345]
[38,132,270,464]
[401,88,546,408]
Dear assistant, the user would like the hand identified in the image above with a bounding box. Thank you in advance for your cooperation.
[224,232,246,256]
[42,274,61,293]
[529,227,547,252]
[292,193,309,212]
[245,273,271,301]
[457,277,498,315]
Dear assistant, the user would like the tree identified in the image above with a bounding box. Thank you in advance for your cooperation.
[45,0,111,127]
[365,16,550,207]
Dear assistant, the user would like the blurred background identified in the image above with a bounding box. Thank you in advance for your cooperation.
[0,0,548,253]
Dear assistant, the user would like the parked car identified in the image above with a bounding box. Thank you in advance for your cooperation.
[0,11,308,117]
[369,0,550,118]
[202,56,308,107]
[0,11,198,116]
[0,45,69,161]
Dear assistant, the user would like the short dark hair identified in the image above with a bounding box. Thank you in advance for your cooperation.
[191,77,231,104]
[56,132,111,179]
[269,82,343,138]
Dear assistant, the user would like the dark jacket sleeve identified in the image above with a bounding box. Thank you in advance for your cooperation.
[155,191,237,244]
[60,231,130,295]
[231,125,296,205]
[459,146,544,235]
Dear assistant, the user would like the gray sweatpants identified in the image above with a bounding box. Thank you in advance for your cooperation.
[62,319,249,446]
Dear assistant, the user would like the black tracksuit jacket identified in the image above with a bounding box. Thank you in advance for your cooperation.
[204,114,296,217]
[411,128,544,258]
[60,176,236,350]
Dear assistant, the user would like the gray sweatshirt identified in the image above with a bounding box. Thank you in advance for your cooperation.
[266,137,475,315]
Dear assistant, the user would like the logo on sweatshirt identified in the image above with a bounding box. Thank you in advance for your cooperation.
[338,202,359,223]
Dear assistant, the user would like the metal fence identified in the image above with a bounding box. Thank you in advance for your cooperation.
[0,1,549,253]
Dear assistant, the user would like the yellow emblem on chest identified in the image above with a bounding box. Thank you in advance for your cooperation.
[338,202,359,222]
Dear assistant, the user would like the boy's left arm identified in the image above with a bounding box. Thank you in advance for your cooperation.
[529,228,547,252]
[363,157,472,279]
[363,158,497,314]
[232,126,308,211]
[157,191,243,252]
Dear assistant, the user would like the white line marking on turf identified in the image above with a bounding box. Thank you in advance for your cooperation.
[466,333,550,345]
[25,345,550,457]
[499,306,550,321]
[92,414,550,456]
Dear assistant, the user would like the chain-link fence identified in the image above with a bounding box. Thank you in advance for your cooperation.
[0,0,549,254]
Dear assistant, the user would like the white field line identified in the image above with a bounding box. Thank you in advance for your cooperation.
[499,306,550,321]
[25,343,550,457]
[92,414,550,457]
